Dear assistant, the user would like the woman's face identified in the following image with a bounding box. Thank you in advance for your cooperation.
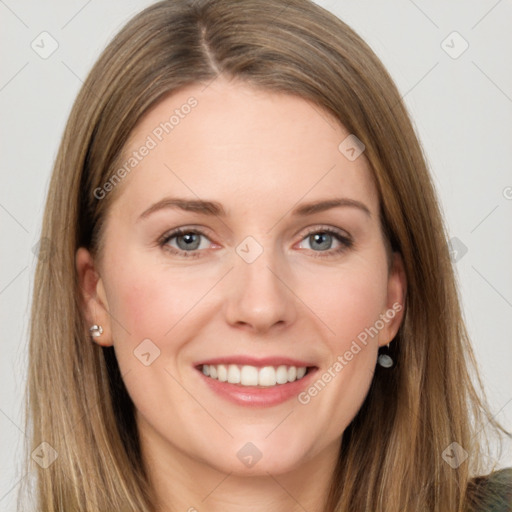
[77,78,406,478]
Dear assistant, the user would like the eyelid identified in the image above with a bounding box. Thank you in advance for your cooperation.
[295,225,353,256]
[157,226,216,259]
[157,225,213,244]
[299,224,352,241]
[158,224,353,258]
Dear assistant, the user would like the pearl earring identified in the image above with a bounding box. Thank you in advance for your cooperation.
[377,343,393,368]
[89,324,103,338]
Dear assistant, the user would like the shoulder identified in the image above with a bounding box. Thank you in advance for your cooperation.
[467,467,512,512]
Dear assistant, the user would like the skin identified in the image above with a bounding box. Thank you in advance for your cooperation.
[76,77,406,512]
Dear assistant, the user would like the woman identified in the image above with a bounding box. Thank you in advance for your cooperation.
[20,0,511,510]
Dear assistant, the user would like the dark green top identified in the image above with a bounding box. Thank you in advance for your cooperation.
[470,467,512,511]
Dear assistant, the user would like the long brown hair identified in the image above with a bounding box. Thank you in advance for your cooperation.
[20,0,510,510]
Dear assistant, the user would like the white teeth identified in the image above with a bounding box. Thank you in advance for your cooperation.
[240,365,259,386]
[217,364,227,382]
[258,366,276,386]
[200,364,310,387]
[275,365,288,384]
[227,364,240,384]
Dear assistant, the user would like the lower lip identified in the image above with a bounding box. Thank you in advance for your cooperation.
[197,367,318,407]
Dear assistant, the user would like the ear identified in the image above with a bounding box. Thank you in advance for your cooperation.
[378,251,407,347]
[75,247,113,347]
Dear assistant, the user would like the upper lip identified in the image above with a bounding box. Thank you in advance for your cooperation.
[195,356,317,368]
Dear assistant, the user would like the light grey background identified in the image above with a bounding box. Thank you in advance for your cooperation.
[1,1,511,509]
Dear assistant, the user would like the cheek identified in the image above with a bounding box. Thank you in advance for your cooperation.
[104,252,207,345]
[319,262,389,346]
[302,268,388,430]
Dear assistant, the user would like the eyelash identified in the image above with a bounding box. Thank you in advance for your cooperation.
[158,226,353,259]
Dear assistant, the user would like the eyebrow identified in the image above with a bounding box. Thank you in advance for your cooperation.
[137,196,371,221]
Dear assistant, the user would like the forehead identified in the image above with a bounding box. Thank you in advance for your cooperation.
[108,78,378,222]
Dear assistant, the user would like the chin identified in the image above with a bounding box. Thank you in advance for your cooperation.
[200,436,313,477]
[209,455,305,477]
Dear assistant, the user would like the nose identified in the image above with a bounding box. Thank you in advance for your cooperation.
[223,243,297,333]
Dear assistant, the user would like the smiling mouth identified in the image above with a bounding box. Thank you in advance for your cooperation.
[197,363,315,387]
